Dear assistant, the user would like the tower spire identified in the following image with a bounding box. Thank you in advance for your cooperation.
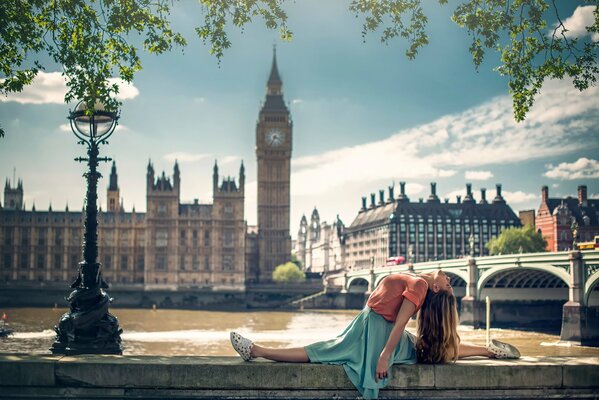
[267,46,282,96]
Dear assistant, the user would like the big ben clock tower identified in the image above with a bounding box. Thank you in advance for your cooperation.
[256,47,292,282]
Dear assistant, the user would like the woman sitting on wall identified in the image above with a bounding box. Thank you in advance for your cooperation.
[230,270,520,400]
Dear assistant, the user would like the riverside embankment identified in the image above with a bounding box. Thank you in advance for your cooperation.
[0,353,598,399]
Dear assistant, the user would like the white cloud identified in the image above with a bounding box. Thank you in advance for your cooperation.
[291,99,303,105]
[559,5,599,42]
[220,155,241,165]
[0,71,139,104]
[465,170,493,180]
[163,152,210,163]
[544,158,599,180]
[551,183,560,189]
[290,78,599,196]
[590,193,599,199]
[193,97,206,103]
[503,190,538,205]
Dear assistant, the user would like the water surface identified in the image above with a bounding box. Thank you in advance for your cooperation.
[1,308,598,357]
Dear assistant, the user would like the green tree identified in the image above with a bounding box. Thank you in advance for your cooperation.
[350,0,598,122]
[486,225,547,255]
[272,262,306,283]
[0,0,291,137]
[290,253,302,269]
[2,1,597,139]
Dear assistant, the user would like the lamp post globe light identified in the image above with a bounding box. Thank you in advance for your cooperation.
[51,101,123,355]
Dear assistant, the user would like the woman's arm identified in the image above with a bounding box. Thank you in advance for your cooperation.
[375,299,416,382]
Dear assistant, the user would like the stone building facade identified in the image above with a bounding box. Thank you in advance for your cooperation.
[295,208,345,274]
[536,185,599,252]
[0,51,296,288]
[0,160,246,290]
[344,182,521,268]
[296,182,522,272]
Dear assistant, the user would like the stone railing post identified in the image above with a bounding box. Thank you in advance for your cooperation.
[460,257,484,328]
[560,250,598,344]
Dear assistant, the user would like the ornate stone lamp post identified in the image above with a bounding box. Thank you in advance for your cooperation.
[51,101,123,355]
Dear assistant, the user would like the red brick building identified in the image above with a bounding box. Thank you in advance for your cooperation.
[536,185,599,252]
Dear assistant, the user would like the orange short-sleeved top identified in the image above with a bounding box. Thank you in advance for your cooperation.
[366,273,429,322]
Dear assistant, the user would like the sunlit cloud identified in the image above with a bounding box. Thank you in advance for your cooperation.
[163,152,210,163]
[465,170,493,180]
[290,78,599,197]
[558,5,599,42]
[544,157,599,180]
[220,155,241,165]
[0,71,139,104]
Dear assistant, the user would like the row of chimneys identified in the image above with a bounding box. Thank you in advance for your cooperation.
[542,185,588,207]
[360,182,505,210]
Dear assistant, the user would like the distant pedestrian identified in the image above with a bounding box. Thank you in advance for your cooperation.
[231,271,520,399]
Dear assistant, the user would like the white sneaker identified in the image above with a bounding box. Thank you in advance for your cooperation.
[230,331,254,361]
[487,339,521,359]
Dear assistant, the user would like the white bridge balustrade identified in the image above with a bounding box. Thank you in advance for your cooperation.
[325,251,599,345]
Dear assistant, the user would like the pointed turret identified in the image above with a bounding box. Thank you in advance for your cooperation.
[213,160,219,192]
[267,45,282,95]
[262,46,287,112]
[108,161,118,191]
[239,160,245,192]
[146,158,155,191]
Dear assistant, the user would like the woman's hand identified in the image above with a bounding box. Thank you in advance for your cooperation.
[375,352,390,382]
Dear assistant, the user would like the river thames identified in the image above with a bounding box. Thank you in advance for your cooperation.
[1,307,598,357]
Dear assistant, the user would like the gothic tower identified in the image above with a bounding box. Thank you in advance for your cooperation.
[107,161,120,212]
[4,178,24,210]
[256,47,292,282]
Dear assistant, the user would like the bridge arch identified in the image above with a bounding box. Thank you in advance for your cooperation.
[347,277,370,293]
[477,265,570,299]
[584,270,599,306]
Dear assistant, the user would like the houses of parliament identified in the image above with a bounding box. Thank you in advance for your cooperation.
[0,51,292,290]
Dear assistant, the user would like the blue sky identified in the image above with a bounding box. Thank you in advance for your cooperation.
[1,1,598,236]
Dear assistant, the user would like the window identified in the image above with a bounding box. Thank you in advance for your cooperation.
[37,229,46,246]
[180,255,186,271]
[104,255,112,269]
[223,230,234,247]
[204,256,210,271]
[136,256,144,271]
[156,255,167,271]
[192,230,198,246]
[192,255,199,270]
[54,254,61,269]
[3,254,12,269]
[224,204,233,217]
[20,254,28,269]
[21,229,30,245]
[157,203,167,217]
[223,255,233,272]
[54,229,63,246]
[120,255,128,270]
[156,230,168,247]
[204,230,210,246]
[180,230,186,246]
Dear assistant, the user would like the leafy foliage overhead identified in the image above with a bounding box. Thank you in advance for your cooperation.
[350,0,599,122]
[486,225,548,255]
[0,0,291,137]
[1,1,597,139]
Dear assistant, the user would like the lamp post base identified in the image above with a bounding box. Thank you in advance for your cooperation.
[50,287,123,355]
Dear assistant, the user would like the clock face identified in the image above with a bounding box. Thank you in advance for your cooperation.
[265,129,285,147]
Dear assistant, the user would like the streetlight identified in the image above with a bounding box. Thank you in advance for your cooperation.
[51,101,123,355]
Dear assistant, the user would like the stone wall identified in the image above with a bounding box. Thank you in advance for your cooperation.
[0,354,597,399]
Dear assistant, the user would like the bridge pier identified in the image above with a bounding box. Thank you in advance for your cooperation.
[460,257,485,327]
[560,251,599,345]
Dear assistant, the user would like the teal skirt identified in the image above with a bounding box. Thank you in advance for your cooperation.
[304,306,417,399]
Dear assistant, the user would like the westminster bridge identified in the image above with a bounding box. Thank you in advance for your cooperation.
[323,250,599,344]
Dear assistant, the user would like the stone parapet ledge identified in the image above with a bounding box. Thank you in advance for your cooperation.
[0,354,598,399]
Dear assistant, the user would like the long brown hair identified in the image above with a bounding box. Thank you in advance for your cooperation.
[415,289,460,364]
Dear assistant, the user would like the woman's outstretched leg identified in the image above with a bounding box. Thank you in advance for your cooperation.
[458,342,492,358]
[251,344,309,362]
